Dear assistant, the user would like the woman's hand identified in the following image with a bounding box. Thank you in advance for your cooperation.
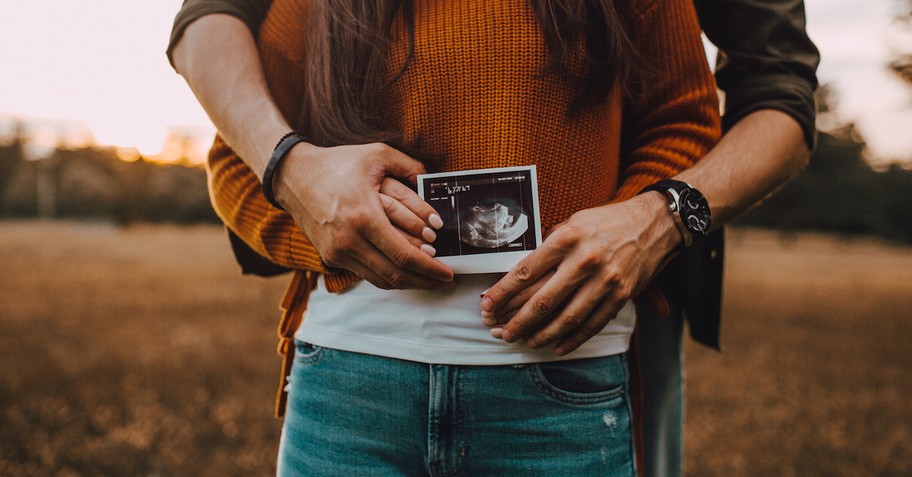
[479,193,679,355]
[273,141,454,289]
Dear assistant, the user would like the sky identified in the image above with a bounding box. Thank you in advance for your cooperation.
[804,0,912,164]
[0,0,910,165]
[0,0,209,162]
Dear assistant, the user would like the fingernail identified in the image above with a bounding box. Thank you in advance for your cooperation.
[479,288,490,298]
[428,214,444,230]
[421,227,437,243]
[554,346,567,356]
[490,327,504,339]
[420,244,436,257]
[481,311,497,326]
[480,296,493,312]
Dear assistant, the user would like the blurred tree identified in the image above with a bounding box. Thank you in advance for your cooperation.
[737,86,912,242]
[0,137,219,224]
[890,0,912,84]
[0,122,25,198]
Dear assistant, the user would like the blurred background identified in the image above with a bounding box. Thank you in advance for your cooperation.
[1,0,910,475]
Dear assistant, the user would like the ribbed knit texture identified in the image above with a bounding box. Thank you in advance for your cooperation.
[206,0,721,293]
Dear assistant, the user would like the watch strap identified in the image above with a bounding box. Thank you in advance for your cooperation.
[639,179,701,248]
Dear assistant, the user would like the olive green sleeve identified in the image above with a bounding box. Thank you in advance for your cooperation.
[166,0,272,68]
[695,0,820,149]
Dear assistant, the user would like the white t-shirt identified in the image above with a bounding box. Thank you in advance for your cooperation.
[296,273,636,365]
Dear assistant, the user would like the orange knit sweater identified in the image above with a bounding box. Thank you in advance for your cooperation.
[208,0,720,290]
[205,0,720,416]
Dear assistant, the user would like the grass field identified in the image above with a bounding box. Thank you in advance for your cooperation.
[1,221,910,476]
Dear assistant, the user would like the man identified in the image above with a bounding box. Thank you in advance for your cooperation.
[168,1,818,475]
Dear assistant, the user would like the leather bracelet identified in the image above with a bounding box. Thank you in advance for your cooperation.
[262,132,308,210]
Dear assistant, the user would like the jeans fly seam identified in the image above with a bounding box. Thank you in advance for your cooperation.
[450,366,467,475]
[427,364,446,477]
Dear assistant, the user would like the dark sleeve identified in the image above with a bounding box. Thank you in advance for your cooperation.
[166,0,273,68]
[694,0,820,149]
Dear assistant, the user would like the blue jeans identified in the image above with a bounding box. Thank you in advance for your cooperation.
[638,309,685,477]
[278,342,636,476]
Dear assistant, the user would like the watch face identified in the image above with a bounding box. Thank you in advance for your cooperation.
[678,188,711,236]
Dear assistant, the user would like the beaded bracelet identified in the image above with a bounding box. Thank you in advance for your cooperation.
[262,132,309,210]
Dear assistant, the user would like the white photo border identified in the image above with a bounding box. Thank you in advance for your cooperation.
[417,165,543,274]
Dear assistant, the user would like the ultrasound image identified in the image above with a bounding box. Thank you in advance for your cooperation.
[423,168,538,258]
[459,202,529,249]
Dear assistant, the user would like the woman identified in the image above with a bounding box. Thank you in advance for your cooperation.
[199,0,721,474]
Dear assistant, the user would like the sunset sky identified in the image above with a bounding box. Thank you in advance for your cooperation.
[1,0,910,165]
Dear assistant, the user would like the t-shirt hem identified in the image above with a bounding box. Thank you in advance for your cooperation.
[294,325,632,366]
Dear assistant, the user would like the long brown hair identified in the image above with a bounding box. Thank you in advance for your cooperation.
[300,0,641,147]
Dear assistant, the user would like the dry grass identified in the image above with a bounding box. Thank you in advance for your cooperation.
[0,222,909,476]
[686,229,912,476]
[0,221,288,476]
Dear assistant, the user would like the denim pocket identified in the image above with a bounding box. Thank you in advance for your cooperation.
[293,340,326,365]
[529,354,626,405]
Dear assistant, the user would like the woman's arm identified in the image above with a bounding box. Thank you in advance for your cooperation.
[172,14,453,289]
[482,0,722,354]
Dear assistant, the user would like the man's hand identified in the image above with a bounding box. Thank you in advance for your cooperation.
[174,15,454,287]
[274,141,454,290]
[480,194,679,355]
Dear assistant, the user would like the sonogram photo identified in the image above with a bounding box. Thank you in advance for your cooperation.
[418,166,542,273]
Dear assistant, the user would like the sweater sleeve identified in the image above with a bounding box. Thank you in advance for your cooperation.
[207,134,361,290]
[614,0,722,202]
[206,134,325,272]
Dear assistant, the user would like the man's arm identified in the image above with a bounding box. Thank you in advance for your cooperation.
[695,0,819,150]
[684,0,821,222]
[171,13,453,289]
[172,14,283,179]
[483,0,820,351]
[167,0,271,69]
[674,109,807,229]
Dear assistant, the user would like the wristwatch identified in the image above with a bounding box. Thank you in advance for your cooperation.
[639,179,711,248]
